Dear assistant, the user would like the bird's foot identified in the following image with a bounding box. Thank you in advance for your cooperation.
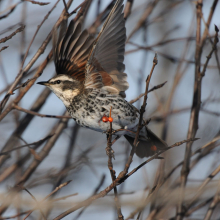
[112,130,117,134]
[103,129,115,135]
[105,146,115,160]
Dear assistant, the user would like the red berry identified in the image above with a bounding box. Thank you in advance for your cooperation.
[151,145,157,151]
[102,116,109,123]
[108,117,113,122]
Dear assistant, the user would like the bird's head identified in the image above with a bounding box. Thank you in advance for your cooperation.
[37,74,83,106]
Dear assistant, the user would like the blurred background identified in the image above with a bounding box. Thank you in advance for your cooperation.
[0,0,220,219]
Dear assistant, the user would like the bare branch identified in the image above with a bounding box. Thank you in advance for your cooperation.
[129,81,167,104]
[13,104,71,119]
[24,0,50,5]
[0,25,25,44]
[0,46,8,52]
[0,135,53,155]
[0,3,21,20]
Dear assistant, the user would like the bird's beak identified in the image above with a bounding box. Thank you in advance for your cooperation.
[37,81,50,86]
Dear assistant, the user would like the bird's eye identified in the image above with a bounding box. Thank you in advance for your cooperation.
[56,80,61,84]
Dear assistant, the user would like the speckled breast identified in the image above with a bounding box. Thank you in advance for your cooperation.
[66,89,139,133]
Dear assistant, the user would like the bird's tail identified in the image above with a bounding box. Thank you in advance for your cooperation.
[124,127,168,158]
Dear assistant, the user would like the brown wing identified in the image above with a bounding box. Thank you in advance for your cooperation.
[53,19,94,82]
[84,0,129,97]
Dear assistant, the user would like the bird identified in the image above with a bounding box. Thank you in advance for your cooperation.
[37,0,168,158]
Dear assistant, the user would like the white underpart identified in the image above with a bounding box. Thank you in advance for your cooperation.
[49,86,79,106]
[47,75,80,106]
[60,89,79,106]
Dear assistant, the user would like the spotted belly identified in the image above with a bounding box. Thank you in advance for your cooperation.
[68,106,138,134]
[67,91,139,134]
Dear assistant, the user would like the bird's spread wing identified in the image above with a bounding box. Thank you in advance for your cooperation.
[84,0,129,97]
[53,19,94,82]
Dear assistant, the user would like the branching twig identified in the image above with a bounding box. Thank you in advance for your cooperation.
[0,111,70,215]
[22,181,72,220]
[185,197,213,216]
[53,138,197,220]
[129,81,167,104]
[0,0,220,219]
[0,211,30,220]
[185,164,220,210]
[0,135,53,155]
[13,104,71,119]
[203,181,220,220]
[24,0,50,6]
[106,107,124,220]
[126,0,159,42]
[52,193,78,202]
[177,2,219,218]
[0,46,8,52]
[120,53,158,179]
[0,25,25,44]
[0,0,63,115]
[201,25,219,77]
[0,3,21,20]
[119,138,198,184]
[13,77,38,91]
[20,186,47,220]
[73,175,105,219]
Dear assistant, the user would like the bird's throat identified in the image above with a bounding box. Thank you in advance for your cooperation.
[56,89,81,107]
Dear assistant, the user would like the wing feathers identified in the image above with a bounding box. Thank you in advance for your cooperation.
[53,0,128,97]
[53,20,94,81]
[85,0,128,97]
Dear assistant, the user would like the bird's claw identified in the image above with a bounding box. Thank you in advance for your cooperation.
[104,129,115,135]
[105,147,115,159]
[112,130,117,134]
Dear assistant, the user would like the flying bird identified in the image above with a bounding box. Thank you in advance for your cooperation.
[37,0,167,158]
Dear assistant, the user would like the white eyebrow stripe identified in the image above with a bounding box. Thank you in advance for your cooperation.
[49,75,75,82]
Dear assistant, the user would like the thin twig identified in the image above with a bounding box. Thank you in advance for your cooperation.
[124,0,134,20]
[120,53,158,179]
[52,138,196,220]
[62,0,69,14]
[203,180,220,220]
[0,211,30,220]
[13,104,71,119]
[186,165,220,208]
[126,0,159,42]
[73,175,105,219]
[201,25,219,77]
[0,3,21,20]
[119,138,198,184]
[129,81,167,104]
[176,1,203,219]
[0,46,8,52]
[124,138,199,220]
[24,0,50,5]
[13,77,38,91]
[106,107,124,220]
[52,193,78,202]
[0,0,61,115]
[88,0,115,34]
[0,135,53,155]
[0,25,25,44]
[0,88,51,168]
[22,181,72,220]
[45,181,72,201]
[185,197,213,216]
[0,111,70,215]
[20,187,47,220]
